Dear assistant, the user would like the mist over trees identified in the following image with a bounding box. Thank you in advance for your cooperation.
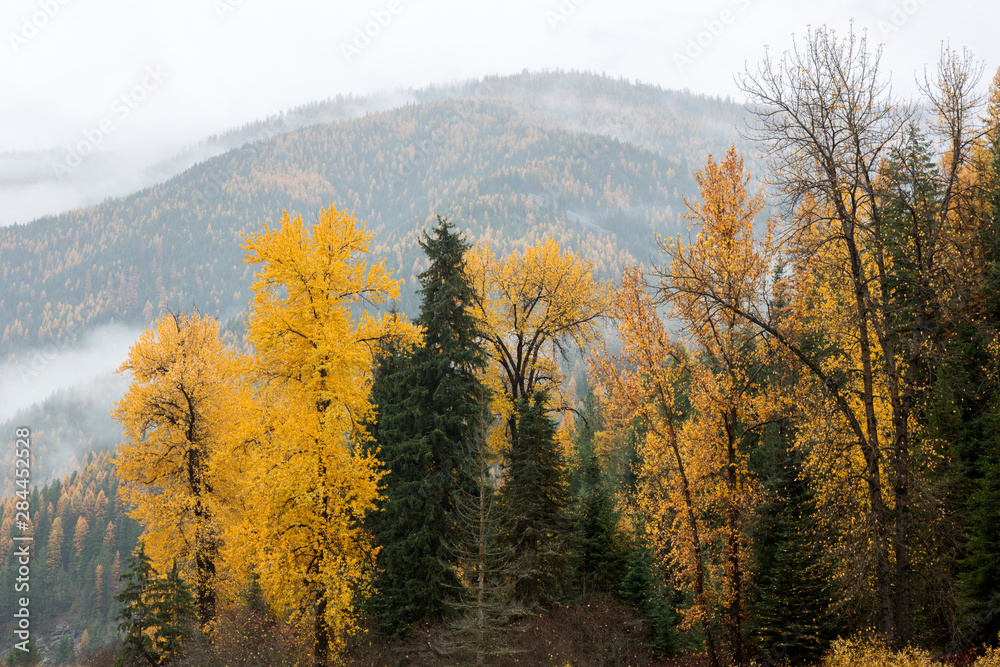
[4,35,1000,666]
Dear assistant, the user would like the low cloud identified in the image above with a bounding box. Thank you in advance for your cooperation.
[0,323,142,425]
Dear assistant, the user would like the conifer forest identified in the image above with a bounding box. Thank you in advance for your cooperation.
[3,22,1000,667]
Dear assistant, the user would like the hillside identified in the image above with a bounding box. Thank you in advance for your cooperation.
[0,452,142,660]
[0,71,750,359]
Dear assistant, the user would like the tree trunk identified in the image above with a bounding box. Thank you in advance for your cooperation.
[314,594,330,667]
[843,225,896,639]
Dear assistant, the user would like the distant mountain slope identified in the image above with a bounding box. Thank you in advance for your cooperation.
[0,71,750,360]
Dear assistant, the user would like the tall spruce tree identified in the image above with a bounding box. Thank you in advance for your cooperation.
[151,561,195,665]
[500,391,572,609]
[369,216,489,635]
[958,100,1000,643]
[575,452,626,596]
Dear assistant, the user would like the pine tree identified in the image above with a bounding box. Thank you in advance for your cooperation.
[3,635,41,666]
[618,535,685,656]
[959,83,1000,642]
[575,452,626,596]
[369,216,490,635]
[500,391,572,609]
[570,387,626,596]
[54,636,74,665]
[148,561,195,664]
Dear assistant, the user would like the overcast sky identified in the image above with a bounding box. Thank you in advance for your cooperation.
[1,0,999,226]
[2,0,998,157]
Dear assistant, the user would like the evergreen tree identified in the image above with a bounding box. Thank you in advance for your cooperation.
[114,548,195,666]
[115,545,159,666]
[149,561,195,664]
[568,386,602,496]
[750,423,836,664]
[570,391,626,596]
[3,635,41,666]
[54,636,74,665]
[618,536,685,656]
[500,391,572,609]
[438,419,524,665]
[575,452,626,596]
[959,104,1000,643]
[369,216,490,635]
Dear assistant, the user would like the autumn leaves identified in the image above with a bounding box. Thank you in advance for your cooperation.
[108,29,1000,665]
[111,205,611,662]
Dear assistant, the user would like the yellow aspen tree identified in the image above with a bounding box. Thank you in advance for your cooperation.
[113,311,248,627]
[693,26,997,641]
[236,204,418,666]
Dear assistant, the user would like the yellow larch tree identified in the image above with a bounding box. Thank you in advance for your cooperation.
[594,267,723,666]
[597,148,778,667]
[47,516,63,575]
[657,146,779,665]
[113,311,248,628]
[73,516,89,560]
[234,204,418,666]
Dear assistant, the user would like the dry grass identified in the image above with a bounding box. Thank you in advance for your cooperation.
[817,635,1000,667]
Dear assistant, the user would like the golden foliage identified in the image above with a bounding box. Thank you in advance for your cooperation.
[821,636,942,667]
[467,236,610,447]
[229,203,419,656]
[113,311,248,624]
[597,148,779,664]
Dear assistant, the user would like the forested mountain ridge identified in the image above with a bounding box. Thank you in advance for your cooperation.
[0,71,749,359]
[0,451,142,661]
